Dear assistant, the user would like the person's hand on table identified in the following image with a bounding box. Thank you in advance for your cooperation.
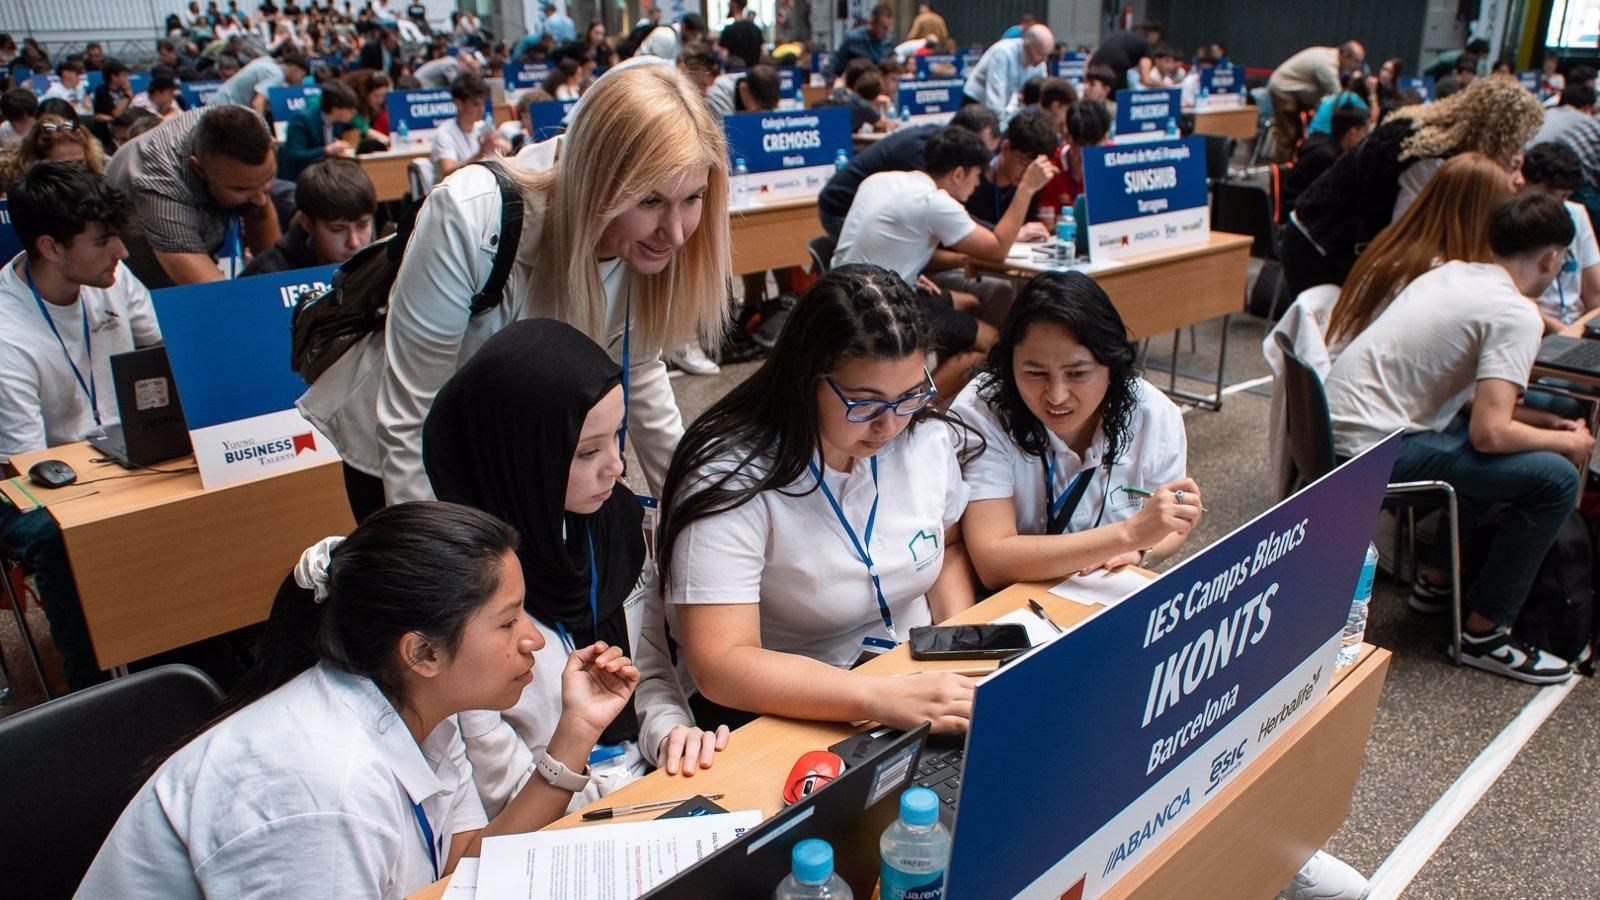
[872,672,975,734]
[559,642,640,736]
[1077,549,1144,576]
[324,139,353,156]
[1017,221,1050,242]
[657,724,731,776]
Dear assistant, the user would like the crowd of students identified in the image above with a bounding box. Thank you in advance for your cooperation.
[4,6,1592,899]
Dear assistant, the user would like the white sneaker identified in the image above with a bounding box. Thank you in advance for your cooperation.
[671,342,721,376]
[1277,850,1369,900]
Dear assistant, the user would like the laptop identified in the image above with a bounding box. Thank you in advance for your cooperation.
[1535,333,1600,379]
[88,347,191,468]
[642,723,930,898]
[829,725,967,831]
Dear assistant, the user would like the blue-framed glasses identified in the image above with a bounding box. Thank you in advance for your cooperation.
[825,368,938,423]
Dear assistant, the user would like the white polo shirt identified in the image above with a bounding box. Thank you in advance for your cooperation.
[668,422,971,667]
[78,663,488,899]
[951,374,1187,534]
[832,170,977,286]
[429,118,478,174]
[1536,199,1600,325]
[0,254,162,463]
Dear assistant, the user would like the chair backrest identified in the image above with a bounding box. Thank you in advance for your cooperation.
[1272,330,1339,494]
[1211,182,1275,257]
[807,233,837,276]
[0,664,224,899]
[1202,134,1234,182]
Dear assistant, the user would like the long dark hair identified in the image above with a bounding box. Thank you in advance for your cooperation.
[977,271,1141,469]
[169,502,519,758]
[658,264,959,583]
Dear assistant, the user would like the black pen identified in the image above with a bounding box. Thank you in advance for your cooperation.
[1027,599,1064,634]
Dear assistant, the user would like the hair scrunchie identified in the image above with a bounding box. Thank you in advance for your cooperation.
[292,536,345,604]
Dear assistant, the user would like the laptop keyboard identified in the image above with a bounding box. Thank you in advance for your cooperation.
[912,743,965,825]
[1547,338,1600,371]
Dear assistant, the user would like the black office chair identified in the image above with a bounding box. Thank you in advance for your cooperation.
[807,234,836,276]
[1273,331,1463,662]
[0,664,224,898]
[1201,134,1235,184]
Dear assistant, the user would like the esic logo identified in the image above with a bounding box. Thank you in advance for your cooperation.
[1207,739,1247,795]
[222,432,317,466]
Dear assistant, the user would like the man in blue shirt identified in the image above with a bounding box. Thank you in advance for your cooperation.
[830,4,895,82]
[543,2,577,45]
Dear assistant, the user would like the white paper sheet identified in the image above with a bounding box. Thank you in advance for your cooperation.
[990,606,1065,647]
[475,810,763,899]
[1048,567,1153,608]
[444,858,478,898]
[1003,241,1123,276]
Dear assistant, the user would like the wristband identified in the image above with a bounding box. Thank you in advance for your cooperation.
[535,750,592,792]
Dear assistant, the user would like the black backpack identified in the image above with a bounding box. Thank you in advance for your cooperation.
[288,159,525,383]
[1515,509,1596,672]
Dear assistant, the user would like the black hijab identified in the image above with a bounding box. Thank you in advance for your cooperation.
[424,318,645,745]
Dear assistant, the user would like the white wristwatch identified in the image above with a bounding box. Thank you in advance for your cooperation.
[536,751,592,792]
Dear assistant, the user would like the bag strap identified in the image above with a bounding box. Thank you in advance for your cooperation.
[1045,463,1096,535]
[470,159,526,316]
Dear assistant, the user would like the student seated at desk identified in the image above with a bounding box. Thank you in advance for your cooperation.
[1519,142,1600,332]
[1035,99,1111,220]
[78,503,642,897]
[659,265,977,733]
[0,162,162,692]
[962,109,1057,229]
[828,59,891,134]
[430,72,508,183]
[277,79,358,182]
[1325,193,1588,683]
[832,126,1053,384]
[423,320,726,815]
[243,157,376,274]
[705,62,780,119]
[343,68,392,149]
[950,272,1200,588]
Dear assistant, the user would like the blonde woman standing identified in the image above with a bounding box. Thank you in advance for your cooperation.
[301,64,732,519]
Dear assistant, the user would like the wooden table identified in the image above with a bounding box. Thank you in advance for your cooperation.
[0,443,354,670]
[409,578,1391,900]
[970,232,1254,409]
[357,146,429,203]
[853,130,888,147]
[802,84,830,108]
[1192,106,1258,141]
[730,196,824,275]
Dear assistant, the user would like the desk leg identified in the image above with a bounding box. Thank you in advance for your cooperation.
[111,664,130,678]
[1160,313,1230,411]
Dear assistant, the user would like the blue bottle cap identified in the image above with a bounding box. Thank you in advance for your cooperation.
[900,786,939,827]
[792,838,834,885]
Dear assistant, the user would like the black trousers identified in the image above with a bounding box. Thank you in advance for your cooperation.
[1278,221,1355,302]
[342,463,386,524]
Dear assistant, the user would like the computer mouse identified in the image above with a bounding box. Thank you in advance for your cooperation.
[782,750,844,806]
[27,459,77,489]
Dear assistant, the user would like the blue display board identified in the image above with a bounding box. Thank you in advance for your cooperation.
[722,106,852,205]
[130,71,151,95]
[384,88,490,134]
[1398,75,1434,101]
[525,98,578,141]
[896,79,964,123]
[268,84,322,123]
[506,61,552,90]
[1519,70,1542,93]
[150,266,337,430]
[1082,136,1210,263]
[1199,63,1242,98]
[1114,87,1182,143]
[0,200,22,262]
[945,435,1401,899]
[1055,50,1088,84]
[179,80,225,108]
[777,66,806,104]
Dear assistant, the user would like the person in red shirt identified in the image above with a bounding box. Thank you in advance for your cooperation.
[1035,99,1111,217]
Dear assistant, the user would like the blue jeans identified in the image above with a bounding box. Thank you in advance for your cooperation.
[1392,427,1581,628]
[0,498,104,690]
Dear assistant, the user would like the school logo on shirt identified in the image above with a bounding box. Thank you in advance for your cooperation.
[907,529,942,571]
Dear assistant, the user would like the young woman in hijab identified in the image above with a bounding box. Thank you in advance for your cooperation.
[422,318,726,816]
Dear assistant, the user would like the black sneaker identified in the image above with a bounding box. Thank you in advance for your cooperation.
[749,293,797,350]
[1410,578,1453,614]
[1455,628,1572,684]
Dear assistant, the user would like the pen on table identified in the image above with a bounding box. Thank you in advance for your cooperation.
[1124,485,1207,513]
[1027,599,1065,634]
[581,793,726,820]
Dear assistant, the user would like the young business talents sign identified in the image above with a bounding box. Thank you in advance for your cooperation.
[1114,87,1182,143]
[945,434,1401,900]
[150,267,343,489]
[722,105,851,207]
[1082,136,1210,263]
[1196,63,1244,109]
[896,79,964,124]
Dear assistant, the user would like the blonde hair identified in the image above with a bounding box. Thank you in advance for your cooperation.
[0,114,106,187]
[517,64,732,352]
[1326,152,1512,345]
[1391,75,1543,166]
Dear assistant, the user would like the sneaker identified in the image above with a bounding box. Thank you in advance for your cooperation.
[1409,577,1453,614]
[1277,850,1369,900]
[749,293,797,349]
[671,342,721,376]
[1455,627,1572,684]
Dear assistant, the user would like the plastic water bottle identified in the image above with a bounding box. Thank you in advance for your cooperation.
[733,157,750,208]
[1164,116,1178,138]
[1056,206,1077,266]
[775,839,853,899]
[834,148,849,172]
[396,119,410,147]
[900,105,912,126]
[1337,543,1378,667]
[880,787,950,900]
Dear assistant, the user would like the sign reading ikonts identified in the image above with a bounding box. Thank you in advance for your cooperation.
[721,105,852,208]
[896,79,964,124]
[150,267,343,489]
[1082,137,1210,263]
[1114,87,1182,143]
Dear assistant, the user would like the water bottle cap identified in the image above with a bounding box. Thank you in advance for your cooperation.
[791,838,834,885]
[900,786,939,826]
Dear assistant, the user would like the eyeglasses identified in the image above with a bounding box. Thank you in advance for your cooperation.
[39,120,79,134]
[825,369,938,423]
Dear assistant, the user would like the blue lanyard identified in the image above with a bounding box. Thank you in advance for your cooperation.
[410,800,439,881]
[1042,454,1086,525]
[807,455,896,641]
[221,214,242,278]
[24,262,100,427]
[618,291,631,455]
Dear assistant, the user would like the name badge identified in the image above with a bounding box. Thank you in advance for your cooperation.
[849,635,897,670]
